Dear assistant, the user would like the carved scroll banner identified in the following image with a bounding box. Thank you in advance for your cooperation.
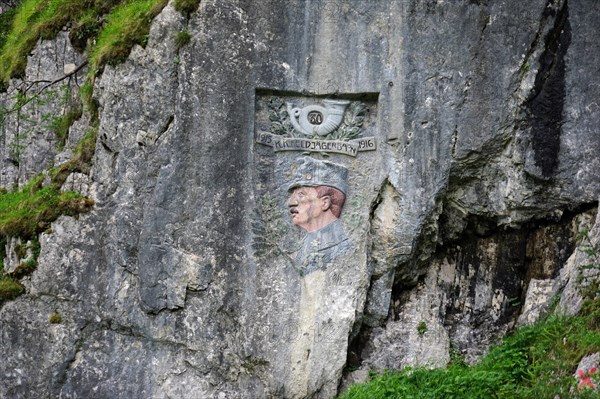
[255,132,376,157]
[254,95,377,157]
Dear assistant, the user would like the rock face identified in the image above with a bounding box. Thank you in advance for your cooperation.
[1,1,599,398]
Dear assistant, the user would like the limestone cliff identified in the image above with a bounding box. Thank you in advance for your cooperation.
[1,1,599,398]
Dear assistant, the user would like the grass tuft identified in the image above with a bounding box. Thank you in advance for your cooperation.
[0,122,96,302]
[0,0,168,93]
[0,128,96,240]
[0,4,18,51]
[0,179,92,239]
[49,312,62,323]
[342,237,600,399]
[0,276,25,302]
[50,107,83,149]
[0,0,91,87]
[88,0,168,75]
[49,127,98,190]
[175,29,191,50]
[173,0,201,16]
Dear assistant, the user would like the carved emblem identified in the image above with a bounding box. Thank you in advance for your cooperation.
[255,97,376,157]
[287,99,349,137]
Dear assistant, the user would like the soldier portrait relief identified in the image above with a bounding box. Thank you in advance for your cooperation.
[287,157,352,275]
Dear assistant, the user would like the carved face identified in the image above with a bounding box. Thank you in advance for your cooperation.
[287,186,331,232]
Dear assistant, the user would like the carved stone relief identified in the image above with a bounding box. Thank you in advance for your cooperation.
[253,91,379,271]
[255,95,376,157]
[252,90,380,397]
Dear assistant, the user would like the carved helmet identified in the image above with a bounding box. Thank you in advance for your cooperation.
[287,157,348,195]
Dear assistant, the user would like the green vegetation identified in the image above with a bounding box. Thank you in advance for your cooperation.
[416,321,428,336]
[341,305,600,398]
[10,238,40,278]
[80,80,97,119]
[49,107,83,149]
[0,175,92,240]
[0,0,85,86]
[0,276,25,303]
[50,127,98,187]
[49,312,62,323]
[0,3,18,50]
[340,238,600,399]
[0,165,94,303]
[0,0,169,92]
[175,29,191,50]
[0,126,96,239]
[0,82,80,159]
[342,230,600,399]
[0,126,96,302]
[577,229,600,301]
[88,0,168,75]
[173,0,201,16]
[0,0,170,304]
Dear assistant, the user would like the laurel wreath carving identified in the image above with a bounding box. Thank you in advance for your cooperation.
[267,96,366,142]
[329,101,366,141]
[267,97,295,136]
[252,193,288,258]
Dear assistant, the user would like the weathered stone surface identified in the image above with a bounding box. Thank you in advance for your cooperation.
[518,209,598,324]
[0,31,85,188]
[558,206,600,316]
[60,172,92,197]
[576,352,600,376]
[361,259,452,371]
[1,0,599,398]
[3,236,33,274]
[0,1,17,14]
[517,278,555,326]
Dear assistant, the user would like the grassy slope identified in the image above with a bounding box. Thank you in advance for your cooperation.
[0,0,171,88]
[340,298,600,399]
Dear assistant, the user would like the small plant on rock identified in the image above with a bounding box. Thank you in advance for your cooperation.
[175,29,191,50]
[173,0,201,16]
[0,276,25,303]
[49,312,62,324]
[417,321,428,336]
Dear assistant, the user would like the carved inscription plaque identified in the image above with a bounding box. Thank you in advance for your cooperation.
[254,94,377,157]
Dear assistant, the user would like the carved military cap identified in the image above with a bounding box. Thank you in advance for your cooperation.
[288,157,348,194]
